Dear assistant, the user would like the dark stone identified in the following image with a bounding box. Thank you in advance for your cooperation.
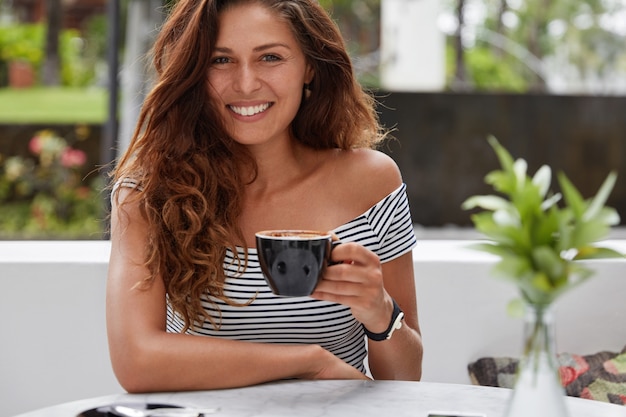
[376,92,626,227]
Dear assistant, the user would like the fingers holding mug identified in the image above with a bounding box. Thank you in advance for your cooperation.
[328,241,378,269]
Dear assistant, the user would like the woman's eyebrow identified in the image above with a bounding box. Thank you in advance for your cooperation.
[213,43,291,54]
[254,42,291,52]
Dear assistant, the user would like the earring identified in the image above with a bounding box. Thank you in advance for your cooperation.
[304,83,311,99]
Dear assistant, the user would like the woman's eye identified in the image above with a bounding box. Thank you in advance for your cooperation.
[211,56,230,65]
[262,54,281,62]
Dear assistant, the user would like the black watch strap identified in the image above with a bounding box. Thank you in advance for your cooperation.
[362,299,404,341]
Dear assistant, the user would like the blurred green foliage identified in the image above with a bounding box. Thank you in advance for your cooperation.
[0,15,107,87]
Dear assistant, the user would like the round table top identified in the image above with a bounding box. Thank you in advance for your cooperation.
[12,380,626,417]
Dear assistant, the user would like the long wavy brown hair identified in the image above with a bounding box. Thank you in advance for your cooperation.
[111,0,386,331]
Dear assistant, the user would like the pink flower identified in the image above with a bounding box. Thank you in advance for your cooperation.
[558,354,589,386]
[29,136,43,155]
[60,148,87,168]
[559,366,577,386]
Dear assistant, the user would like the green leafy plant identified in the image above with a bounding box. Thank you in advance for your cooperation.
[445,44,529,92]
[0,24,44,66]
[462,136,624,311]
[0,22,104,87]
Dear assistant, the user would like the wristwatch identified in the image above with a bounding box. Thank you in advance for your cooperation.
[363,299,404,341]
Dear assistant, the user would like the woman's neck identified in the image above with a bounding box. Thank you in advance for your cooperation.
[245,139,324,195]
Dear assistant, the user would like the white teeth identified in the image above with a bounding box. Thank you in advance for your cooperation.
[229,103,271,116]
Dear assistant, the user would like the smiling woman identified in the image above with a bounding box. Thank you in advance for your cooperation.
[106,0,423,394]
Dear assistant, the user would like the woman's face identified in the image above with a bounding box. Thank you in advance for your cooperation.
[207,2,313,148]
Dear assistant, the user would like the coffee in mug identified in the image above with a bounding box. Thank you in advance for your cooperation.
[255,230,337,296]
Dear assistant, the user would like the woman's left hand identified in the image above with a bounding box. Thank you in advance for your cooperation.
[311,242,394,333]
[312,242,423,381]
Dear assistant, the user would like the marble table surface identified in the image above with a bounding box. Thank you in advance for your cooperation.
[12,380,626,417]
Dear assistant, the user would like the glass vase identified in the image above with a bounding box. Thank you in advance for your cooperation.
[504,303,569,417]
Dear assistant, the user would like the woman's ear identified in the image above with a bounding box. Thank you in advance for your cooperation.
[304,64,315,85]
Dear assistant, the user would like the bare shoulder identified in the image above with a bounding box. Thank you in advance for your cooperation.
[335,148,402,189]
[330,148,403,210]
[110,184,149,240]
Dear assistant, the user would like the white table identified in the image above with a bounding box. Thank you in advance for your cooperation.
[11,380,626,417]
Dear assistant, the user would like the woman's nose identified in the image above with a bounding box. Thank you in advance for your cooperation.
[233,64,261,94]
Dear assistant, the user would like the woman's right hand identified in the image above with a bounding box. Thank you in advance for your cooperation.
[300,346,370,381]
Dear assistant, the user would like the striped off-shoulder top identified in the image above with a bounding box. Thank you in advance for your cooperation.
[116,179,416,373]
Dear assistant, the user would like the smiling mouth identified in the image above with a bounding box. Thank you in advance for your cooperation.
[228,102,273,116]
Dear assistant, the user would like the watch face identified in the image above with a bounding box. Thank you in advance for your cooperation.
[386,311,404,339]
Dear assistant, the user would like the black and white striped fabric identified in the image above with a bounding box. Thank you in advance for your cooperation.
[166,183,417,373]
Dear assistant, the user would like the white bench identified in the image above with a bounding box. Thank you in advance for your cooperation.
[2,239,625,416]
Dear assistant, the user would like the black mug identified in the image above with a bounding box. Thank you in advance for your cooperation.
[255,230,338,296]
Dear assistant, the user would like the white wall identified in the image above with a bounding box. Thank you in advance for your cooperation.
[1,240,625,416]
[0,242,122,417]
[380,0,446,91]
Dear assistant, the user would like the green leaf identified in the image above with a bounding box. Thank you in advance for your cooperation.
[570,219,612,249]
[531,206,559,247]
[488,135,515,174]
[506,298,525,318]
[595,207,621,226]
[511,179,544,220]
[532,271,554,292]
[518,272,554,305]
[492,255,533,279]
[470,212,525,247]
[493,208,521,227]
[470,212,498,236]
[583,172,617,221]
[555,208,576,252]
[461,195,511,211]
[573,246,625,260]
[486,170,516,195]
[513,158,528,192]
[550,263,595,299]
[532,165,552,198]
[558,172,586,219]
[540,192,562,211]
[465,242,516,258]
[531,246,565,283]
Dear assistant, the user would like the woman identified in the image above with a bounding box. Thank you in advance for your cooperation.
[107,0,423,393]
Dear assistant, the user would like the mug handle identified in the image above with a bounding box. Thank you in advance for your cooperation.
[328,239,342,266]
